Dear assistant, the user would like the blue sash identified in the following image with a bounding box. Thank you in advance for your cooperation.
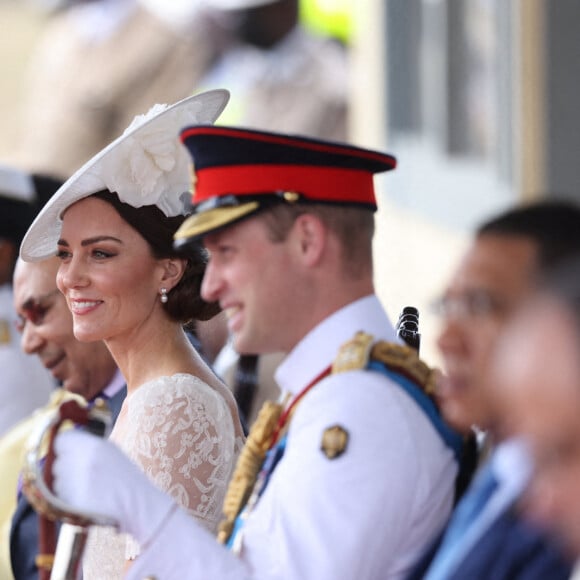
[367,361,464,462]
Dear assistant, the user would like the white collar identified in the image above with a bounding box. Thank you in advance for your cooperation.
[492,437,533,498]
[275,295,398,397]
[102,368,126,399]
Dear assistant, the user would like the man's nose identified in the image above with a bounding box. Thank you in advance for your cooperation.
[20,322,44,355]
[201,261,223,303]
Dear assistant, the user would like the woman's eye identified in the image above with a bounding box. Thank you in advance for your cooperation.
[56,249,71,260]
[92,249,115,259]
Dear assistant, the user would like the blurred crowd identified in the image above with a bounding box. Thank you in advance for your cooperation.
[2,1,580,580]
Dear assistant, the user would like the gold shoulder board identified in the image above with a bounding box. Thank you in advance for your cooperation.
[331,331,375,374]
[369,341,436,395]
[332,332,436,395]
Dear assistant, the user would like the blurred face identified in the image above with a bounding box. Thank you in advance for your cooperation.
[56,197,166,344]
[13,259,115,398]
[201,216,306,354]
[491,297,580,556]
[434,234,538,433]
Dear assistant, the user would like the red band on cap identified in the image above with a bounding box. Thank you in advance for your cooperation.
[193,164,377,206]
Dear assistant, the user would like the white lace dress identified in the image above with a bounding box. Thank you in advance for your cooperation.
[82,373,244,579]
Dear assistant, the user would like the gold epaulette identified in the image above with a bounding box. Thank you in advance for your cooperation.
[332,331,437,395]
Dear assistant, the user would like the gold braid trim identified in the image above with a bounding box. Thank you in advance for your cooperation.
[217,400,285,544]
[332,331,437,395]
[370,342,437,395]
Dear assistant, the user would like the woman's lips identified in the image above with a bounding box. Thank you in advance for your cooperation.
[69,299,102,315]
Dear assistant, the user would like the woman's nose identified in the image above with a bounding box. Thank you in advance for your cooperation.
[57,256,88,292]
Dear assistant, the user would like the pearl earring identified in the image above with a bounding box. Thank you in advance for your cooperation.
[160,288,168,304]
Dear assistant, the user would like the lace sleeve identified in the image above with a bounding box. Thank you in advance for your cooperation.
[118,374,237,536]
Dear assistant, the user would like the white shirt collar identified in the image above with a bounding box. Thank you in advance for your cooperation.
[275,295,398,397]
[102,368,126,399]
[492,437,533,498]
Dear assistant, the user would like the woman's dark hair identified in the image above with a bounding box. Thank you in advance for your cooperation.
[91,190,220,324]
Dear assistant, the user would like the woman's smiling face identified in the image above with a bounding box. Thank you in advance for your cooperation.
[56,195,166,343]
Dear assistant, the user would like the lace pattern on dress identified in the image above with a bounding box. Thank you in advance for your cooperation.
[82,373,243,579]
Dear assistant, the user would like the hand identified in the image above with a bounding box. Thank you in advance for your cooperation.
[54,430,176,546]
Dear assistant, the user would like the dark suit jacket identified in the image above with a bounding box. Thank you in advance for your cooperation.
[10,386,126,580]
[407,504,573,580]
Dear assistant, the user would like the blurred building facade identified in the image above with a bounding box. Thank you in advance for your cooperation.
[349,0,580,363]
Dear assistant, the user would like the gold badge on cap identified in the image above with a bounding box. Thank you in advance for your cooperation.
[321,425,349,459]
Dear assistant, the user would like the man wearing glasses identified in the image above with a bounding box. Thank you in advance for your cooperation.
[411,200,580,580]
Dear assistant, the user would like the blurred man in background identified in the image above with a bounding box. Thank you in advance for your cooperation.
[14,0,221,177]
[5,257,124,580]
[411,200,580,579]
[199,0,349,141]
[0,166,59,438]
[490,253,580,567]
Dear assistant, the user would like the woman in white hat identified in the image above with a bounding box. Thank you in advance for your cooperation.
[20,90,245,578]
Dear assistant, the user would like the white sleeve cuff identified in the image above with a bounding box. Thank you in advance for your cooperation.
[126,506,252,580]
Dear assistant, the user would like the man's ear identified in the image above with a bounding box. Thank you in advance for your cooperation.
[292,213,326,266]
[159,257,187,291]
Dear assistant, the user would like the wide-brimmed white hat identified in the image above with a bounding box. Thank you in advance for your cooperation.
[20,89,229,262]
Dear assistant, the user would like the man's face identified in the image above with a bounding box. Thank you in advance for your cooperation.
[13,259,114,398]
[201,216,308,355]
[491,296,580,557]
[435,234,538,432]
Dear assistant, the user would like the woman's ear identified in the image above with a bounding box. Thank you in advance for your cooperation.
[159,257,187,291]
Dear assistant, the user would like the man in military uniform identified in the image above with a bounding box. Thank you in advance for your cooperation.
[15,0,221,178]
[43,127,459,579]
[198,0,349,142]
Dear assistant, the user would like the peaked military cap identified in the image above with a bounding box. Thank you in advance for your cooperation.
[173,126,397,245]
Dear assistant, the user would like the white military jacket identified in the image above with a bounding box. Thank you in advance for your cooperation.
[129,295,457,580]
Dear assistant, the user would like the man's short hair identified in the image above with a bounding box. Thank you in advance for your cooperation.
[477,199,580,271]
[260,203,375,277]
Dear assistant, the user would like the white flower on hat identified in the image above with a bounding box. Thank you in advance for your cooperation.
[20,89,230,262]
[100,102,200,217]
